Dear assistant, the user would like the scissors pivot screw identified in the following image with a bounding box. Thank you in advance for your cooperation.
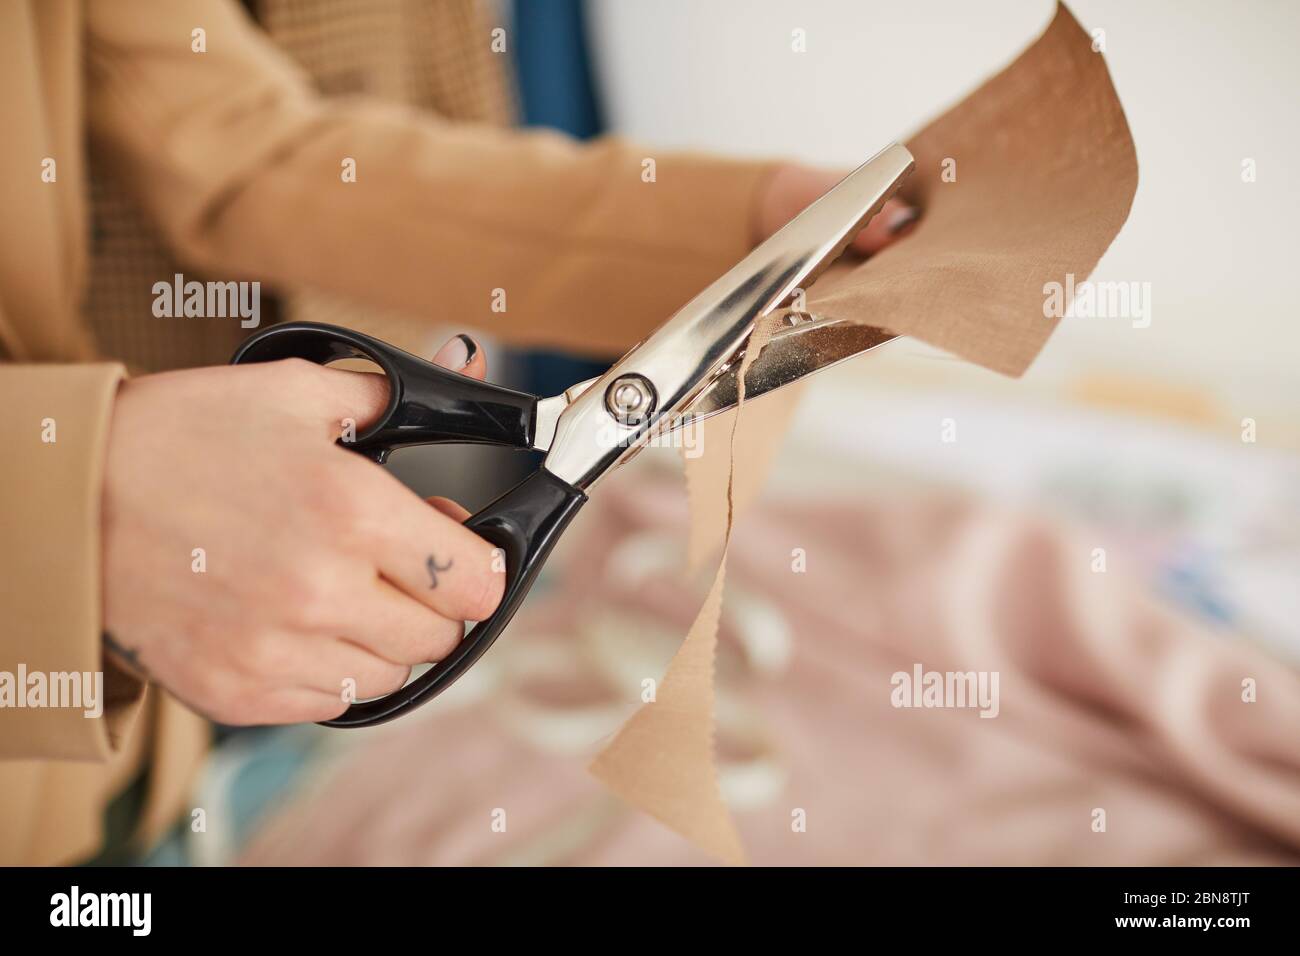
[604,374,656,424]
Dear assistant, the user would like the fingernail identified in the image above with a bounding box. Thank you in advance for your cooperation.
[433,334,474,370]
[457,334,478,366]
[887,206,920,236]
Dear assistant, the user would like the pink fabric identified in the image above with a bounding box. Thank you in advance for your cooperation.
[239,481,1300,866]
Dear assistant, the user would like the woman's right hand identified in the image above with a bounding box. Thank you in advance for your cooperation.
[100,335,504,725]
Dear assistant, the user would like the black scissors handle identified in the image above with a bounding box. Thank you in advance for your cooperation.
[231,322,586,727]
[231,321,538,462]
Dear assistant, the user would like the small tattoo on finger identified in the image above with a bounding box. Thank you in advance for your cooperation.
[426,554,453,588]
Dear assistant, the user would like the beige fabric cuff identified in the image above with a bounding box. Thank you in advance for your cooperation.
[0,362,147,761]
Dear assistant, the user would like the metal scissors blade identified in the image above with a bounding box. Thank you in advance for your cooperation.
[679,315,896,425]
[536,142,913,473]
[532,315,896,450]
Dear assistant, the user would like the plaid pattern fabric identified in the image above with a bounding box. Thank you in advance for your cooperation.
[82,0,515,372]
[260,0,514,119]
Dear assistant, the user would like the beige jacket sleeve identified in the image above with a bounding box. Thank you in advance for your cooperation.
[0,361,148,760]
[85,0,776,358]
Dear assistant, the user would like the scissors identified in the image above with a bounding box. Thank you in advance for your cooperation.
[231,142,914,727]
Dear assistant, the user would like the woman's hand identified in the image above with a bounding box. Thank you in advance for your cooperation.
[757,163,919,255]
[100,334,503,726]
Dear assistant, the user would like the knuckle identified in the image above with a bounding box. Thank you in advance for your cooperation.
[317,460,383,538]
[277,566,345,629]
[275,357,322,387]
[256,357,324,406]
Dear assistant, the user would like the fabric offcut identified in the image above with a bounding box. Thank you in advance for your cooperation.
[587,2,1139,863]
[588,315,784,866]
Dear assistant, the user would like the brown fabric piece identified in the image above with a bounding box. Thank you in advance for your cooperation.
[586,563,743,863]
[807,3,1137,377]
[684,382,808,571]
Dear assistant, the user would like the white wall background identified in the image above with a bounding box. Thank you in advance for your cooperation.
[587,0,1299,418]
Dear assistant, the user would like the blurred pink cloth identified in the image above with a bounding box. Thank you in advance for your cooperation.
[239,480,1300,865]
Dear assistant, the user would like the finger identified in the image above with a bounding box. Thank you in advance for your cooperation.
[431,334,487,381]
[852,198,920,255]
[311,364,392,434]
[344,576,465,665]
[264,687,356,725]
[287,632,412,701]
[360,470,505,622]
[227,624,412,705]
[295,333,486,434]
[188,669,349,727]
[426,496,472,523]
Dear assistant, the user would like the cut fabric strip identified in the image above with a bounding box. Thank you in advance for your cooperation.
[588,315,784,866]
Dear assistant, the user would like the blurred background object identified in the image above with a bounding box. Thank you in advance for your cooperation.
[232,476,1300,866]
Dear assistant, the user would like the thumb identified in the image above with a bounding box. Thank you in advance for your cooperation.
[308,333,486,433]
